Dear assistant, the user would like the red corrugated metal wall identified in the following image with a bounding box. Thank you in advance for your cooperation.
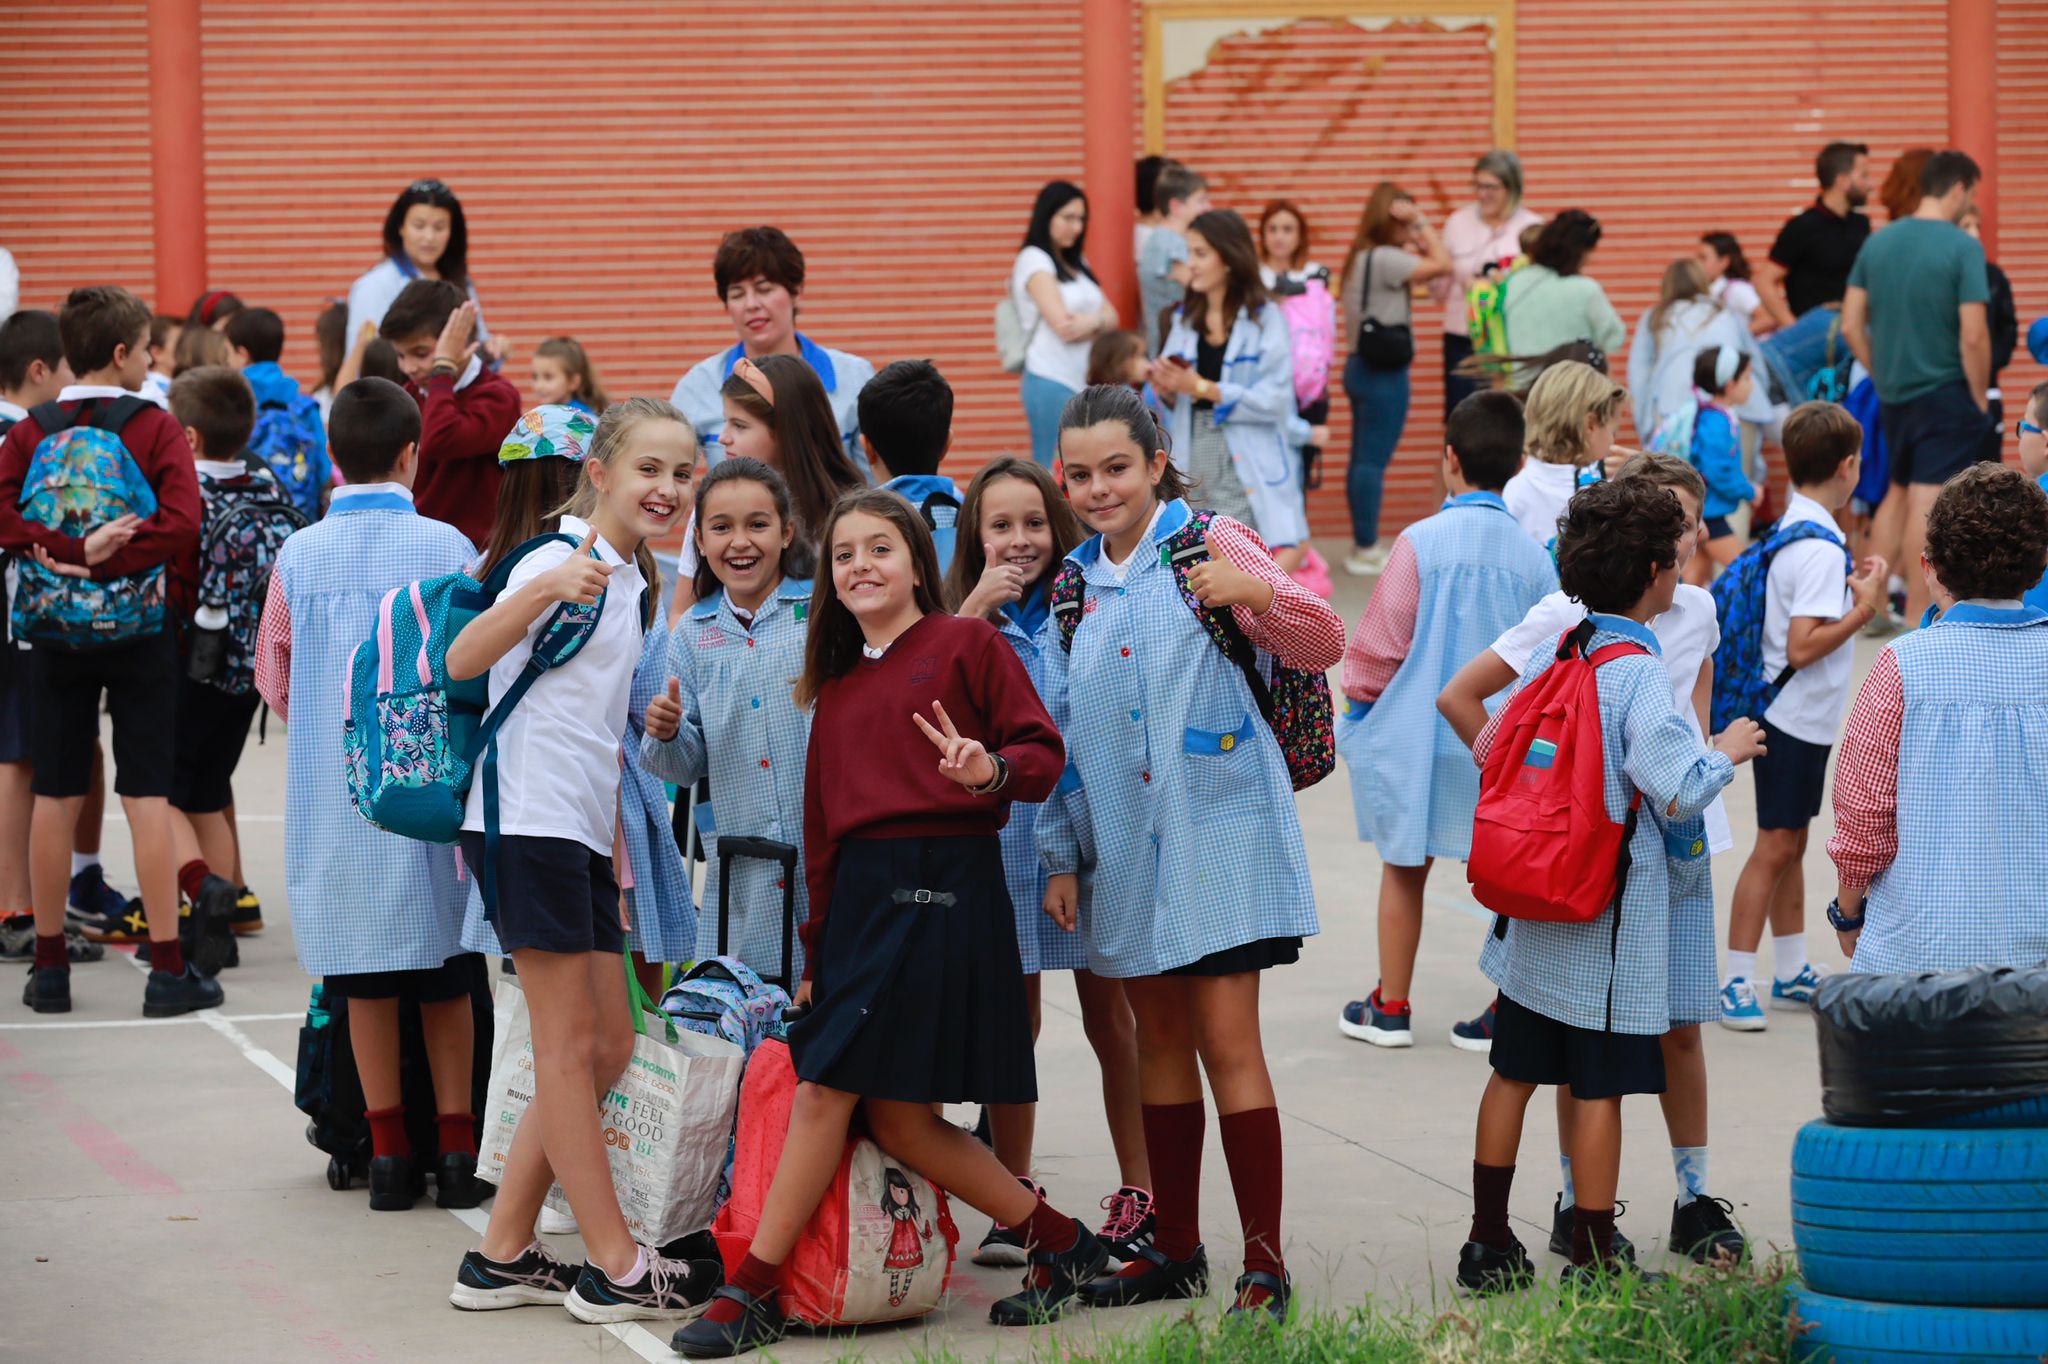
[1996,0,2048,416]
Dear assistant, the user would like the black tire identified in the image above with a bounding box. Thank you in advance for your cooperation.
[326,1156,349,1191]
[1788,1289,2048,1362]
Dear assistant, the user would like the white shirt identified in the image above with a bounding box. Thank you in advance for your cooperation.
[56,382,168,411]
[1710,276,1762,328]
[1490,584,1731,853]
[1011,246,1104,392]
[460,514,647,855]
[1761,490,1855,746]
[195,458,246,481]
[1501,459,1580,546]
[0,398,25,424]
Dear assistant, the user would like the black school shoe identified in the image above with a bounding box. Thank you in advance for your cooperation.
[1455,1238,1535,1295]
[1076,1242,1210,1308]
[672,1285,786,1359]
[1225,1269,1291,1324]
[21,964,71,1014]
[1670,1195,1747,1264]
[369,1154,428,1211]
[435,1152,489,1210]
[1547,1195,1634,1262]
[143,963,224,1017]
[181,876,240,975]
[1560,1258,1669,1292]
[988,1219,1109,1326]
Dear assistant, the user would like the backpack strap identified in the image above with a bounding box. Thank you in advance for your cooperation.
[1754,520,1851,695]
[1161,511,1278,730]
[1048,562,1086,653]
[918,487,960,528]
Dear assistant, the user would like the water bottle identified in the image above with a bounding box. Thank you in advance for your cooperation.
[188,602,229,682]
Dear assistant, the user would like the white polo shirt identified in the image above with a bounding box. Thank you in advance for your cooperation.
[1502,458,1580,546]
[1760,491,1854,746]
[461,514,647,855]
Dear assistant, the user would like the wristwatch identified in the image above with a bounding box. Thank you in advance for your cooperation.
[1825,896,1865,932]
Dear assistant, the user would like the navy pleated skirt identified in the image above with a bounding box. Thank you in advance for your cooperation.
[787,834,1036,1105]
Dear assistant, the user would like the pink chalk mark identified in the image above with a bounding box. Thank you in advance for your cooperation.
[3,1049,182,1194]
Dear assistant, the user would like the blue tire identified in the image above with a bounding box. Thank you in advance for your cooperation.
[1790,1290,2048,1362]
[1791,1122,2048,1307]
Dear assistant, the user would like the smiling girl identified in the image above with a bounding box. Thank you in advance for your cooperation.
[674,491,1102,1358]
[443,398,713,1326]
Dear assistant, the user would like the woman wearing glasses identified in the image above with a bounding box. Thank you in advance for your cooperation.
[1433,150,1543,418]
[344,179,497,360]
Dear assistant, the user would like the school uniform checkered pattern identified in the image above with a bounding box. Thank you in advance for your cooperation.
[258,497,477,976]
[1340,534,1419,703]
[639,582,813,980]
[997,607,1086,975]
[1833,608,2048,974]
[1036,503,1343,977]
[1474,621,1736,1035]
[1664,816,1719,1026]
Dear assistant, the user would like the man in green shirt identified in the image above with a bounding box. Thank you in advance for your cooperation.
[1842,150,1994,628]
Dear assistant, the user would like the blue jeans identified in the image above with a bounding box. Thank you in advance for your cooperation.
[1344,352,1411,547]
[1758,305,1840,405]
[1021,371,1078,469]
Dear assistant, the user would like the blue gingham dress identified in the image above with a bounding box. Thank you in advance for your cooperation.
[640,580,813,980]
[997,597,1088,975]
[1477,616,1735,1035]
[1853,603,2048,975]
[1338,492,1557,865]
[461,608,697,962]
[273,491,476,976]
[1036,500,1320,977]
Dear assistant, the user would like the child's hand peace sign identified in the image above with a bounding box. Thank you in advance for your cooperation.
[1185,530,1275,613]
[534,523,614,607]
[645,677,683,742]
[911,701,997,789]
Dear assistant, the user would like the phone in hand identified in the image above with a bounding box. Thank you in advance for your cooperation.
[1163,355,1192,369]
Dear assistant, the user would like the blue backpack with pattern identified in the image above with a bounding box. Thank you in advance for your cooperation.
[10,397,166,651]
[344,533,605,909]
[660,957,790,1056]
[1708,520,1853,732]
[248,394,330,522]
[193,462,307,696]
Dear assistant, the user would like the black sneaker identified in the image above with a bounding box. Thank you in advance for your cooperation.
[1095,1186,1156,1270]
[1670,1195,1746,1264]
[143,963,224,1018]
[1450,998,1499,1053]
[1076,1242,1209,1308]
[67,865,129,928]
[449,1242,580,1310]
[80,897,149,944]
[973,1177,1042,1266]
[21,964,71,1014]
[1,917,103,963]
[1225,1269,1290,1323]
[231,885,263,934]
[989,1220,1109,1326]
[435,1152,489,1210]
[1546,1195,1634,1263]
[181,876,239,976]
[565,1250,720,1323]
[1455,1237,1535,1295]
[1561,1259,1668,1292]
[370,1154,420,1211]
[672,1285,786,1359]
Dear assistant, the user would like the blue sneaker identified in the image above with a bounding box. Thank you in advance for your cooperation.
[1450,999,1498,1053]
[1718,978,1767,1032]
[1772,963,1829,1009]
[1337,989,1412,1048]
[67,865,130,931]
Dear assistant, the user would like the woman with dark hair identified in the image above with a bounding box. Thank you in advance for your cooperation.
[1153,209,1306,564]
[1499,209,1625,389]
[1435,149,1544,416]
[1697,231,1766,335]
[1012,181,1119,467]
[344,178,493,354]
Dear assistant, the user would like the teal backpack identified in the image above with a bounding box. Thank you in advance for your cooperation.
[1708,520,1852,732]
[343,533,605,911]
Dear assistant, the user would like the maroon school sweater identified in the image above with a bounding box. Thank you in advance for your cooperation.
[409,366,521,548]
[799,611,1064,979]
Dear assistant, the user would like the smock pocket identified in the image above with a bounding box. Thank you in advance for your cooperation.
[1181,713,1266,807]
[1054,763,1098,869]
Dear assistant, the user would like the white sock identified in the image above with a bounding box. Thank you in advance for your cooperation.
[1558,1154,1576,1210]
[1723,950,1757,988]
[1773,933,1807,983]
[71,852,99,877]
[617,1244,648,1285]
[1887,574,1905,595]
[1673,1146,1708,1206]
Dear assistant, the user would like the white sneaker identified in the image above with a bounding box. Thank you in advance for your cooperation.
[538,1204,579,1236]
[1344,545,1388,576]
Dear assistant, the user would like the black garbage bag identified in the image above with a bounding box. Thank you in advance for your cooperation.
[1812,964,2048,1127]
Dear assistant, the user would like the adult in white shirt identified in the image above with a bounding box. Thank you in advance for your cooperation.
[0,246,17,319]
[1012,181,1119,468]
[1432,150,1543,417]
[1628,258,1760,438]
[345,180,494,360]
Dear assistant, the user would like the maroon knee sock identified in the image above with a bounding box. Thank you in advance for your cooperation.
[365,1105,410,1160]
[177,859,210,903]
[1469,1161,1516,1249]
[1218,1106,1285,1279]
[148,938,183,975]
[435,1113,477,1158]
[1127,1099,1204,1270]
[33,933,68,971]
[702,1253,780,1324]
[1572,1204,1617,1267]
[1021,1198,1078,1255]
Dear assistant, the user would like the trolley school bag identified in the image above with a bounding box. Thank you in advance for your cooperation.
[1708,520,1852,733]
[9,396,166,651]
[248,393,329,522]
[663,834,800,1053]
[193,463,307,696]
[1050,506,1336,790]
[1467,625,1649,924]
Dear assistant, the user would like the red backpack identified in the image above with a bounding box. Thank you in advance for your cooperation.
[1467,627,1649,924]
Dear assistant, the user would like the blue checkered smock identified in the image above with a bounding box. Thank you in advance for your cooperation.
[997,597,1088,975]
[1477,615,1735,1035]
[639,580,813,981]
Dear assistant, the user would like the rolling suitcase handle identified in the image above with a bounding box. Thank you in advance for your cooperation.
[717,834,800,992]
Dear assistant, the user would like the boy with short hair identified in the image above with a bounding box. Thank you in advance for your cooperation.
[0,285,217,1016]
[255,376,486,1210]
[225,306,330,519]
[1137,164,1212,354]
[379,280,521,549]
[1334,390,1557,1047]
[858,359,961,572]
[1720,402,1887,1031]
[1457,478,1763,1293]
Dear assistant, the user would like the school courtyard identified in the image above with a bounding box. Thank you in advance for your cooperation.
[0,570,1852,1362]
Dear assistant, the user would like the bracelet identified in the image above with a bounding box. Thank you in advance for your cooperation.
[429,358,460,377]
[966,752,1010,796]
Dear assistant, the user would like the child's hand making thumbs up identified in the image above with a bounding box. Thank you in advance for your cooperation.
[1184,530,1275,614]
[645,677,683,742]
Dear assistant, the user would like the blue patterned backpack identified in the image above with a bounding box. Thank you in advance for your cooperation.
[193,462,307,696]
[660,957,791,1056]
[1708,520,1853,732]
[343,533,605,907]
[10,396,167,651]
[248,394,330,522]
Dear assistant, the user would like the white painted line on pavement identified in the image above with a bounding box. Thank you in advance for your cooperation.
[0,1010,301,1031]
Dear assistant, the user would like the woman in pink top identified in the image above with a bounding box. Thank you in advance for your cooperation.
[1434,150,1543,418]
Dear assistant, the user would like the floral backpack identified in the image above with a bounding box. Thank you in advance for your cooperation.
[193,462,307,696]
[1049,507,1335,791]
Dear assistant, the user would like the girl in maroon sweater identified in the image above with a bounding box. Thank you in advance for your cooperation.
[674,490,1106,1358]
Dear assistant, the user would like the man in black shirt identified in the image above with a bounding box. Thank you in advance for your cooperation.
[1763,141,1872,326]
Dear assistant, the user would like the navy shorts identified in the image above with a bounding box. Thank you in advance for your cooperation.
[1704,515,1735,540]
[1754,718,1832,830]
[28,631,178,799]
[458,832,624,956]
[0,644,30,765]
[325,953,482,1002]
[170,675,261,814]
[1882,380,1996,487]
[1488,993,1667,1100]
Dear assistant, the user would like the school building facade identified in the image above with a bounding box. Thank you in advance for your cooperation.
[3,0,2038,542]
